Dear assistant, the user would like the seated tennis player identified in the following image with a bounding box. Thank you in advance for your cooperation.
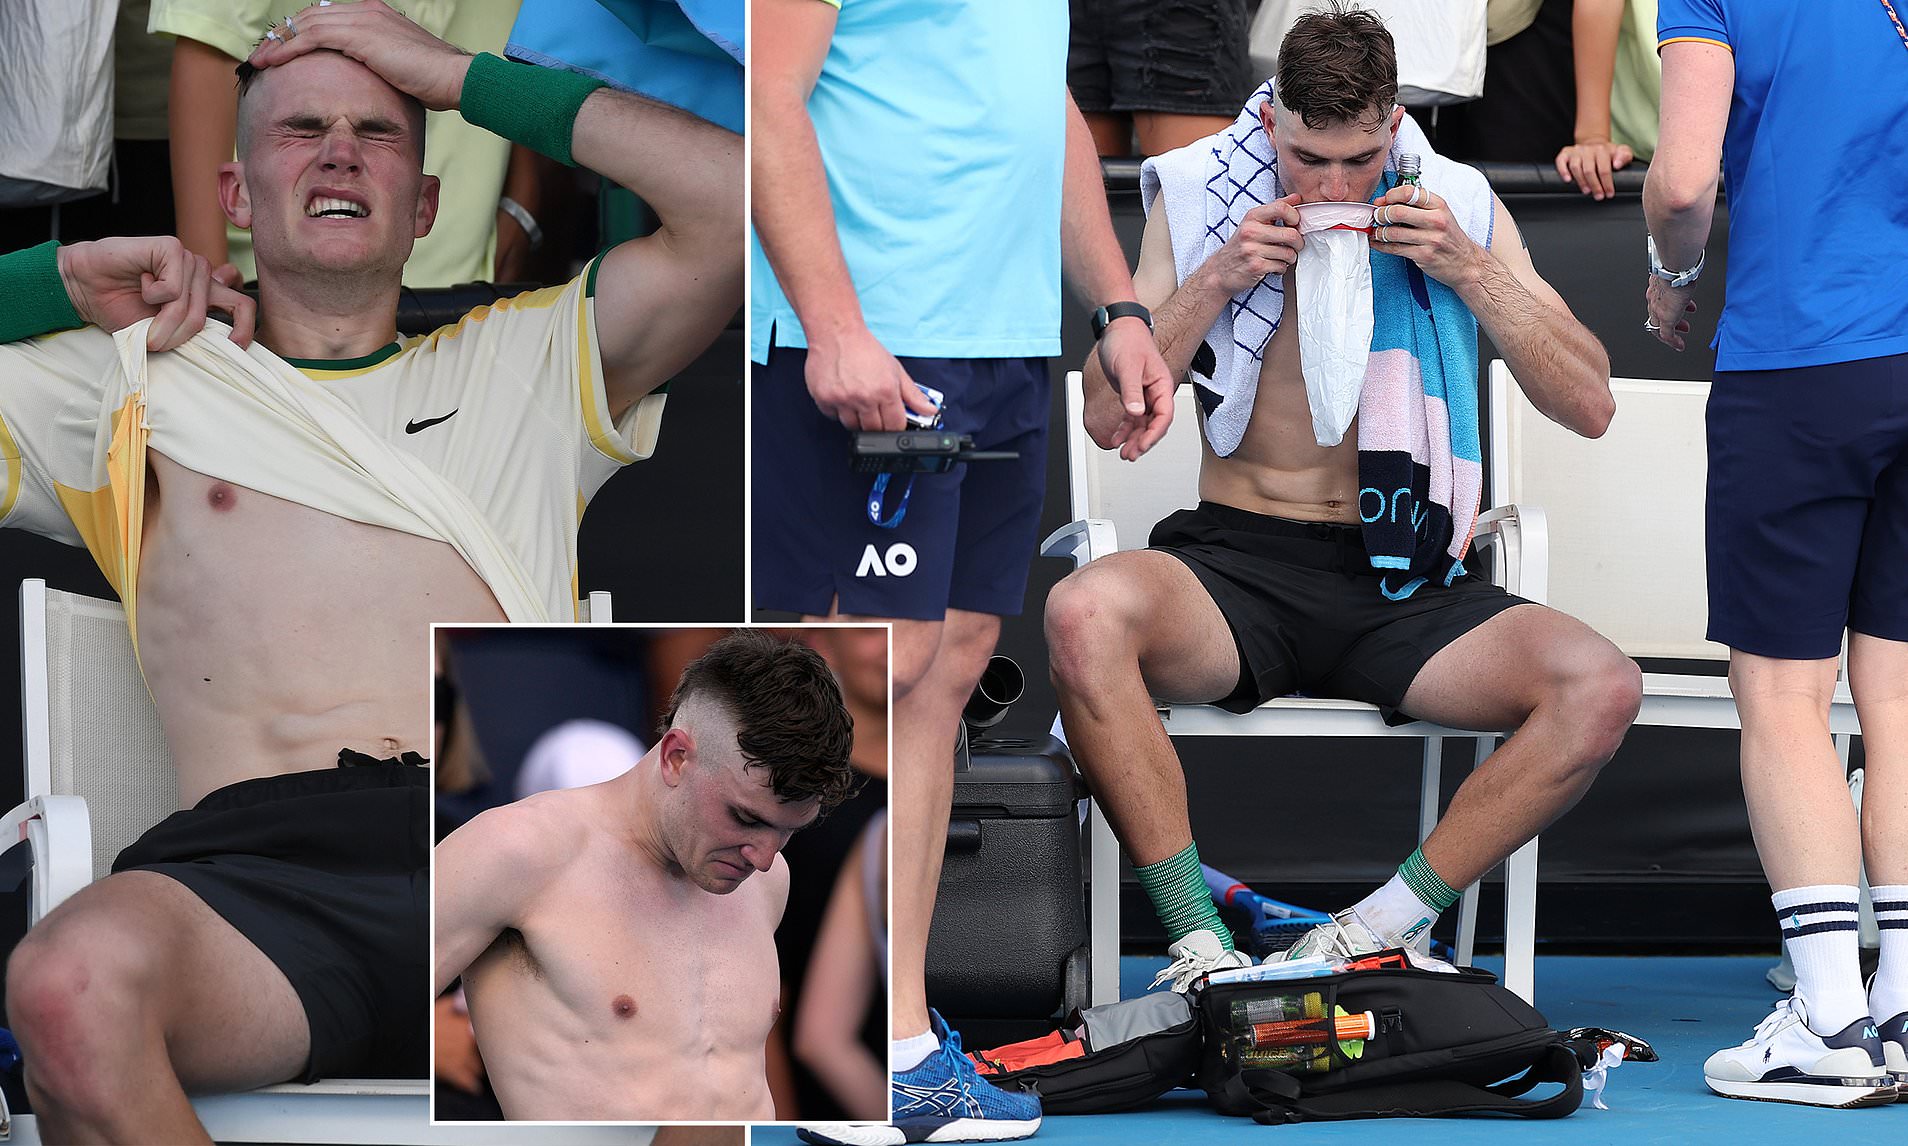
[434,632,859,1120]
[0,2,739,1141]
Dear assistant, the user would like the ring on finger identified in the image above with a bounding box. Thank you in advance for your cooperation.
[282,14,298,37]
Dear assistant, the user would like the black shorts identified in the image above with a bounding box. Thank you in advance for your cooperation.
[1068,0,1255,117]
[1150,502,1529,720]
[111,755,430,1083]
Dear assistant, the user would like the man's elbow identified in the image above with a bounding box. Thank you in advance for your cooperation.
[1643,172,1715,218]
[1575,391,1617,439]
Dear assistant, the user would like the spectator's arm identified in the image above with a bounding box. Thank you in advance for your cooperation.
[492,145,542,284]
[168,37,240,268]
[791,844,886,1119]
[1556,0,1634,199]
[432,802,560,994]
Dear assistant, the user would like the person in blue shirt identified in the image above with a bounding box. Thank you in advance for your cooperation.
[1647,0,1908,1108]
[752,2,1173,1142]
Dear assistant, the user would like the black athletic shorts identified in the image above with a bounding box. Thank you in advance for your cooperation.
[111,753,429,1083]
[1150,502,1529,721]
[1068,0,1255,117]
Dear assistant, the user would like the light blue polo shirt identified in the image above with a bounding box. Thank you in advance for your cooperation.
[1658,0,1908,371]
[748,0,1067,363]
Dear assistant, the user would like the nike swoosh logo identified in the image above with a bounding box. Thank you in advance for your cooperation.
[405,409,458,434]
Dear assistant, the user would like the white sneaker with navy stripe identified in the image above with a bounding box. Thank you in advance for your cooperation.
[1703,995,1897,1107]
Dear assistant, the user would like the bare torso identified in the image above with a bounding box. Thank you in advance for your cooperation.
[1197,278,1364,524]
[461,786,782,1121]
[138,450,505,807]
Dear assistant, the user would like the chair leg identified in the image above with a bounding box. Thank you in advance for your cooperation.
[1455,736,1490,967]
[1417,736,1443,845]
[1504,835,1540,1004]
[1087,796,1123,1005]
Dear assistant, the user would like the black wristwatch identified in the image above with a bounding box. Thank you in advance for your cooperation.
[1091,301,1152,341]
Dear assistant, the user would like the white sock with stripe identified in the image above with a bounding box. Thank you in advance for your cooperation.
[1868,884,1908,1021]
[1774,885,1870,1035]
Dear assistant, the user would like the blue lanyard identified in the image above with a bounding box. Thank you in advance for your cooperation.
[867,471,916,528]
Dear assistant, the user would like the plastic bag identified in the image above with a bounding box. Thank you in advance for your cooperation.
[1294,228,1373,448]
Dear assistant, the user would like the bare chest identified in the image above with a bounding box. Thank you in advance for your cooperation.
[1198,284,1362,520]
[510,866,783,1049]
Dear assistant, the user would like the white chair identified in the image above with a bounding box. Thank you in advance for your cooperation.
[1489,360,1871,962]
[1041,370,1549,1007]
[0,579,638,1145]
[1487,359,1858,737]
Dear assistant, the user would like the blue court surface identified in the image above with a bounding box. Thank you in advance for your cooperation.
[755,955,1907,1145]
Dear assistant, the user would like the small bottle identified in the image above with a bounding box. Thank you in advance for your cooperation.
[1234,1008,1375,1073]
[1228,992,1324,1028]
[1397,153,1422,187]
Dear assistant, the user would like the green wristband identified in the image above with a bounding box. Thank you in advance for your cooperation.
[460,52,605,168]
[0,241,85,345]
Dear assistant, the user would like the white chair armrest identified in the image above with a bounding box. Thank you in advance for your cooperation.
[1039,518,1120,568]
[0,795,93,926]
[1472,503,1550,606]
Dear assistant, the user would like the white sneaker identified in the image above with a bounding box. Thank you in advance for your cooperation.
[1149,928,1251,993]
[1879,1011,1907,1092]
[1703,996,1896,1108]
[1281,908,1386,962]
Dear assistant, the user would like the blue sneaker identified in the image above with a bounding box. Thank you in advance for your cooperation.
[796,1011,1041,1144]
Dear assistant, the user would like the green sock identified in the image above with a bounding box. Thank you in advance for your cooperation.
[1135,843,1231,950]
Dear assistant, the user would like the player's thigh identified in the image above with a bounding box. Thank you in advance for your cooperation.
[1048,548,1242,704]
[1398,602,1633,734]
[20,869,309,1091]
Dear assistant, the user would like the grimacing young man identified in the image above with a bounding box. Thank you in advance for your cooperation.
[435,631,860,1120]
[0,2,739,1141]
[1046,4,1640,990]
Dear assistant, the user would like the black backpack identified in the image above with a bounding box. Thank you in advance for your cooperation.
[1196,959,1591,1124]
[970,991,1204,1115]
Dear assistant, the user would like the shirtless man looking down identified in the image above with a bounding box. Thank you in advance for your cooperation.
[434,631,859,1120]
[0,2,740,1141]
[1045,4,1643,987]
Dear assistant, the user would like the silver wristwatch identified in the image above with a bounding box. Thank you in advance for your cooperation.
[1647,235,1704,288]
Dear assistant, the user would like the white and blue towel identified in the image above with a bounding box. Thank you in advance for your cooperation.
[1140,82,1497,597]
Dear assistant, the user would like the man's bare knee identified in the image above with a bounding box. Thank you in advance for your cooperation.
[1045,569,1142,691]
[8,919,158,1115]
[890,626,944,700]
[1551,649,1642,768]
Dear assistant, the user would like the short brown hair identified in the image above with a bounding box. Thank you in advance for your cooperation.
[1276,2,1399,129]
[663,631,860,809]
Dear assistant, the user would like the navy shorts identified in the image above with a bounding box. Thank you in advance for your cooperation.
[1706,352,1908,658]
[751,346,1050,620]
